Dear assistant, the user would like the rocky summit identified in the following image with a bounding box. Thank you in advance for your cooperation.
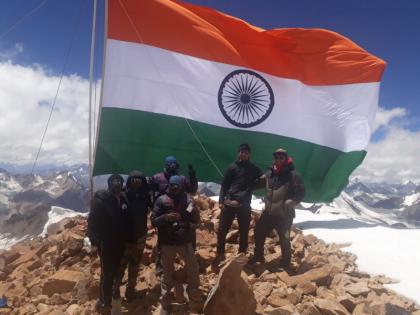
[0,196,418,315]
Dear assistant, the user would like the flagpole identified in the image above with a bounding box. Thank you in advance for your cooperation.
[88,0,97,202]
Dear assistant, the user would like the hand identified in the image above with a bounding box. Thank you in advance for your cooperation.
[219,203,224,210]
[188,163,196,175]
[166,212,180,222]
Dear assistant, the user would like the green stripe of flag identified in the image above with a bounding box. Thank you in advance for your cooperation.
[94,108,365,202]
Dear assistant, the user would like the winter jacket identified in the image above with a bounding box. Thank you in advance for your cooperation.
[151,192,199,246]
[87,190,130,248]
[151,171,198,199]
[219,160,263,206]
[125,174,152,243]
[258,159,305,218]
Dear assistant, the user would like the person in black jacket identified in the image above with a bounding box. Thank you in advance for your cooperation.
[87,174,129,315]
[248,148,305,269]
[113,170,151,302]
[151,175,201,315]
[216,143,263,261]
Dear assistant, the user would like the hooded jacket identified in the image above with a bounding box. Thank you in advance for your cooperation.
[125,171,152,242]
[87,189,130,247]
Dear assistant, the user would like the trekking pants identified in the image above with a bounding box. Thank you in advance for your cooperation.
[253,210,293,267]
[113,236,146,298]
[160,243,199,308]
[98,243,124,307]
[217,205,251,255]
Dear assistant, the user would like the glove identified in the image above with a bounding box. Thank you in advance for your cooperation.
[166,212,180,222]
[284,199,296,211]
[188,163,196,177]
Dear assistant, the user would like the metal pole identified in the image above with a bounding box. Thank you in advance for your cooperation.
[89,0,98,202]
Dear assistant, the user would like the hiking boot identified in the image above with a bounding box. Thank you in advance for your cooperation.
[94,301,112,315]
[247,255,265,265]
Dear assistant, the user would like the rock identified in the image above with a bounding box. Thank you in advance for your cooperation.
[226,230,239,243]
[1,250,20,265]
[277,265,335,287]
[296,282,317,295]
[197,248,216,267]
[344,282,370,297]
[265,304,299,315]
[203,254,257,315]
[337,296,357,313]
[369,302,411,315]
[65,304,82,315]
[253,282,273,304]
[298,303,322,315]
[37,303,51,312]
[313,298,350,315]
[352,303,370,315]
[42,269,85,296]
[266,288,290,308]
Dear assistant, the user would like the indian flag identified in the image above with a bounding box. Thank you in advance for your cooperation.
[93,0,386,202]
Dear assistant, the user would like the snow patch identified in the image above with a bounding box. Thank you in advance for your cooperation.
[403,193,420,206]
[40,206,87,236]
[294,209,420,305]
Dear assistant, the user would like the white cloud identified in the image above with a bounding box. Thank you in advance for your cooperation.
[0,61,100,167]
[372,106,406,133]
[0,42,24,60]
[352,107,420,183]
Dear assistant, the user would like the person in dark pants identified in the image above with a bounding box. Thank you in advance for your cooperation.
[113,170,152,302]
[151,175,201,315]
[151,156,198,276]
[87,174,130,315]
[216,143,263,261]
[248,148,305,269]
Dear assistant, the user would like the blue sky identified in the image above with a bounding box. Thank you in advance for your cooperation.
[0,0,419,182]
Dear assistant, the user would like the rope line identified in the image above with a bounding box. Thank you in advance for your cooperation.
[31,0,86,174]
[118,0,223,178]
[0,0,50,40]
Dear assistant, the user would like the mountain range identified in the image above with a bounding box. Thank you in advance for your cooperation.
[0,164,419,250]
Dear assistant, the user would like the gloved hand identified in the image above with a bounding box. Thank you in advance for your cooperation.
[284,199,296,211]
[165,212,180,222]
[188,163,196,177]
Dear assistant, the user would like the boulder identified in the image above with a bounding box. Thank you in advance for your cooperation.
[277,265,335,287]
[203,254,257,315]
[313,298,350,315]
[42,269,85,296]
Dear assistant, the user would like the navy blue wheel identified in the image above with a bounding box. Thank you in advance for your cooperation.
[218,69,274,128]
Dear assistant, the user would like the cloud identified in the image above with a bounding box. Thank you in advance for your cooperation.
[352,107,420,183]
[372,106,406,133]
[0,42,24,60]
[0,61,100,168]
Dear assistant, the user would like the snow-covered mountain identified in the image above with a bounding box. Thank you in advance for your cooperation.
[0,165,419,250]
[200,178,420,228]
[0,167,89,248]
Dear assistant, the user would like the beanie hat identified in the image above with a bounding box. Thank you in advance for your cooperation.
[238,143,251,153]
[273,148,288,158]
[169,175,183,186]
